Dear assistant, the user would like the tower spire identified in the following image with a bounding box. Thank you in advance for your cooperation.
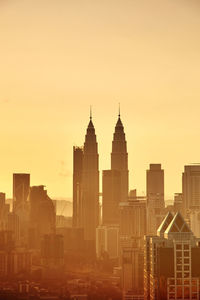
[118,103,120,118]
[90,105,92,121]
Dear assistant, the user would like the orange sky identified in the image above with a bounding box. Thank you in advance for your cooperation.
[0,0,200,200]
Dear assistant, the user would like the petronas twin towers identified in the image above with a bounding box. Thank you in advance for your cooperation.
[73,112,129,252]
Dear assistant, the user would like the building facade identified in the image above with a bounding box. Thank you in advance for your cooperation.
[144,212,200,300]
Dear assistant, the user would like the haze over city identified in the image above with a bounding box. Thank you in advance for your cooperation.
[1,0,200,200]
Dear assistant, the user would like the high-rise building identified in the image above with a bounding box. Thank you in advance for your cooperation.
[80,115,99,249]
[119,198,147,248]
[182,165,200,216]
[144,212,200,300]
[41,234,64,268]
[0,193,9,230]
[96,225,119,259]
[29,185,56,249]
[13,173,30,208]
[111,112,129,202]
[122,246,144,299]
[146,164,165,235]
[102,170,121,225]
[6,212,20,244]
[73,147,83,227]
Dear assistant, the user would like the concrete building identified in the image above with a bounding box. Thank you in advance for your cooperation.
[96,225,119,259]
[182,165,200,216]
[0,193,10,230]
[122,246,144,298]
[102,170,121,225]
[146,164,165,235]
[13,173,30,209]
[29,186,56,249]
[144,212,200,300]
[73,147,83,228]
[119,198,146,248]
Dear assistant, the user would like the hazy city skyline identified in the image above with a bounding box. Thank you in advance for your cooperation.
[1,0,200,199]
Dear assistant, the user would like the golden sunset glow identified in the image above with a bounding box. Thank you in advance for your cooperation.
[1,0,200,199]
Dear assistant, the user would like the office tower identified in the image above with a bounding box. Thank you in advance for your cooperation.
[13,173,30,209]
[0,248,32,278]
[122,246,144,299]
[0,193,10,230]
[96,225,119,259]
[81,115,99,249]
[189,210,200,238]
[73,147,83,227]
[102,170,121,225]
[29,185,56,248]
[182,165,200,216]
[174,193,183,213]
[6,212,20,244]
[144,212,200,300]
[111,112,129,202]
[56,227,85,254]
[146,164,165,235]
[119,198,147,248]
[41,234,64,267]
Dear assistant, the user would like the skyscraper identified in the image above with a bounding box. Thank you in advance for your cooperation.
[146,164,165,235]
[81,115,99,249]
[182,165,200,216]
[111,111,129,202]
[73,146,83,227]
[13,173,30,210]
[144,212,200,300]
[102,169,121,225]
[29,185,56,249]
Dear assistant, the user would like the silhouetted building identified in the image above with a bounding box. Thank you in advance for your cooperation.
[80,115,99,251]
[56,227,85,253]
[96,225,119,259]
[73,147,83,227]
[119,198,146,248]
[0,231,14,251]
[182,165,200,216]
[189,210,200,238]
[122,246,144,298]
[0,249,32,278]
[102,170,121,225]
[0,193,9,230]
[13,173,30,210]
[6,212,20,244]
[13,174,30,246]
[111,112,129,202]
[41,234,64,267]
[146,164,165,235]
[144,212,200,300]
[29,185,56,249]
[173,193,183,215]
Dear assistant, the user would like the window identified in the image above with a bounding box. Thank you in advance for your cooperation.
[176,244,182,250]
[184,244,189,250]
[176,279,182,285]
[184,258,189,264]
[184,251,189,257]
[177,286,182,298]
[177,258,182,264]
[177,272,182,278]
[184,272,189,278]
[184,266,189,271]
